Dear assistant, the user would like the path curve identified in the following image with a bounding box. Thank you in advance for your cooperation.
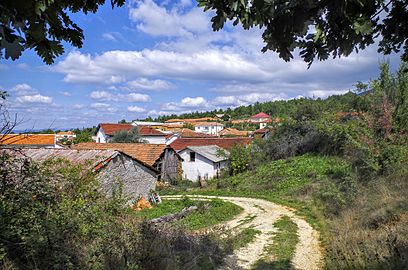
[162,195,323,270]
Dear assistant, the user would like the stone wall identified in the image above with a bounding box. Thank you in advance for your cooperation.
[97,153,157,201]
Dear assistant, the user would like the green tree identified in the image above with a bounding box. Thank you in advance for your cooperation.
[0,0,125,64]
[111,127,146,143]
[199,0,408,66]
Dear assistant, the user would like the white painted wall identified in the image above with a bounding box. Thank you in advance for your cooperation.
[95,129,108,143]
[194,125,224,135]
[142,136,166,144]
[165,134,180,145]
[179,149,228,182]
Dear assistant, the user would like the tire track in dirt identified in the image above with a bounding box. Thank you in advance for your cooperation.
[162,195,323,270]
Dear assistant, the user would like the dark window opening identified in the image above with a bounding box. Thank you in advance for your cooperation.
[190,152,195,162]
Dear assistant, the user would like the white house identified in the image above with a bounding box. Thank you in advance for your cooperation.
[194,122,224,136]
[95,123,167,144]
[178,145,229,182]
[249,112,271,123]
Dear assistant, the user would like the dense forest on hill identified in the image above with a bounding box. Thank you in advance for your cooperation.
[152,90,370,122]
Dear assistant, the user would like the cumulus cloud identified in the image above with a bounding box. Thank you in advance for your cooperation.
[126,78,174,90]
[11,83,38,95]
[128,0,209,37]
[127,105,146,112]
[181,96,207,107]
[90,90,151,102]
[16,94,53,104]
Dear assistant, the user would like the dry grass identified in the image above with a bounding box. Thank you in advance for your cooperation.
[325,169,408,269]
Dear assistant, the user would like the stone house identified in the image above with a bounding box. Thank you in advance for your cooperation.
[2,148,158,200]
[72,142,182,183]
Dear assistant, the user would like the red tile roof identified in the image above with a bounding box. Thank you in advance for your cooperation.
[170,137,252,151]
[250,112,271,119]
[0,134,55,146]
[179,129,215,138]
[138,126,166,136]
[99,123,165,136]
[219,128,249,137]
[72,142,177,166]
[99,123,133,135]
[253,128,270,134]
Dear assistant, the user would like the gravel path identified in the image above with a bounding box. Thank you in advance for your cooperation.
[162,195,323,270]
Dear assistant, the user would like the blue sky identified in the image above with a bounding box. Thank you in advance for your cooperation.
[0,0,402,130]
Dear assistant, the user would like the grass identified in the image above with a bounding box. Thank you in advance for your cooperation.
[231,227,261,250]
[135,196,243,230]
[159,154,353,231]
[254,215,299,270]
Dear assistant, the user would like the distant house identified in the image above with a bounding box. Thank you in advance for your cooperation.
[56,131,76,143]
[178,145,229,181]
[170,137,252,152]
[253,128,271,140]
[218,128,249,137]
[72,142,182,183]
[0,134,62,148]
[165,128,215,145]
[194,122,224,135]
[95,123,167,144]
[250,112,271,123]
[2,148,158,200]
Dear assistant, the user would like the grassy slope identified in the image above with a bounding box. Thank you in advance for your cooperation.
[161,154,351,229]
[135,197,243,230]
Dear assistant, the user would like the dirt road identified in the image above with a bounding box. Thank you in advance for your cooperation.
[163,195,323,270]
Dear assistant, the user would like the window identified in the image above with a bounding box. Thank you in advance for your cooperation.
[190,152,195,162]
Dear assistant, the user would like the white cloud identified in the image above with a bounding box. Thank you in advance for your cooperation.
[128,0,209,37]
[90,90,151,102]
[127,105,146,112]
[59,91,71,96]
[181,96,207,107]
[126,78,174,90]
[16,94,53,104]
[90,102,117,112]
[11,83,38,95]
[102,33,117,41]
[73,104,85,109]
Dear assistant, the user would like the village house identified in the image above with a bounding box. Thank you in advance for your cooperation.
[218,128,250,137]
[72,142,182,183]
[56,131,76,143]
[178,145,229,182]
[165,128,215,145]
[250,112,272,123]
[95,123,167,144]
[2,148,158,200]
[194,122,224,136]
[0,134,62,148]
[253,128,271,140]
[170,137,252,152]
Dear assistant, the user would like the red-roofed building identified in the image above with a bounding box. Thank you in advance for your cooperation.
[250,112,271,123]
[96,123,167,144]
[170,137,252,152]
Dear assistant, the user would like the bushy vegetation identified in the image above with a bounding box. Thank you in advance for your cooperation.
[163,62,408,269]
[0,155,231,269]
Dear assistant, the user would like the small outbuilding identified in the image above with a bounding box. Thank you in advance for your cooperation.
[178,145,229,182]
[72,142,182,183]
[2,148,158,200]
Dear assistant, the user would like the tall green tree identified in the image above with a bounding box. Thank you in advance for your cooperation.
[199,0,408,66]
[111,127,146,143]
[0,0,125,64]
